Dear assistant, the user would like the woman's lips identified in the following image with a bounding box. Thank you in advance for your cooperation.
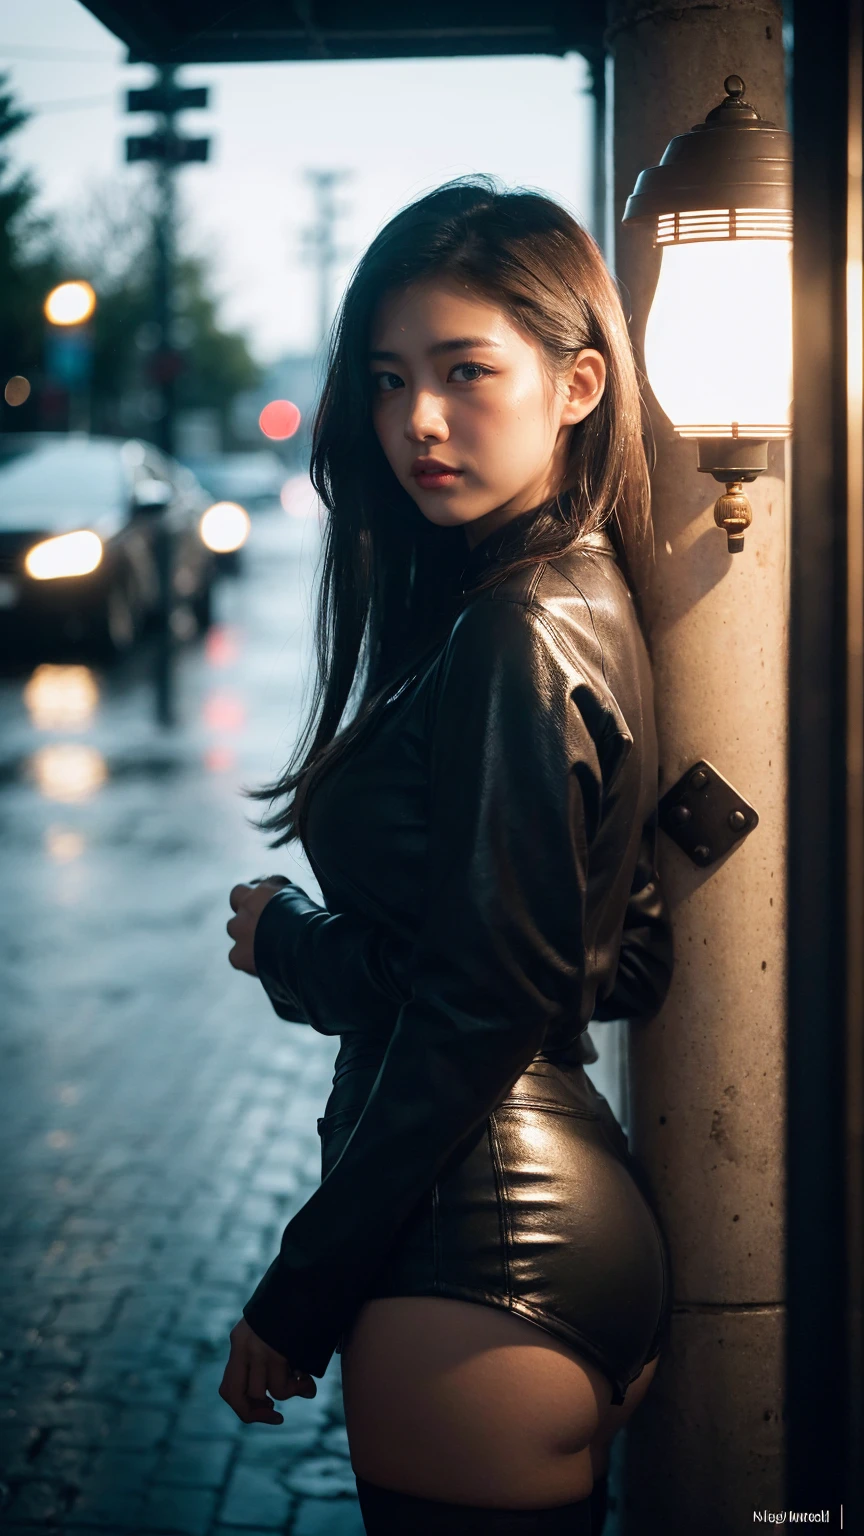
[412,467,464,490]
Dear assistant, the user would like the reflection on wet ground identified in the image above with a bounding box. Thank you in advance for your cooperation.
[0,491,366,1534]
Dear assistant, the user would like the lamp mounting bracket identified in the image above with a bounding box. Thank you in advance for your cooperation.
[658,759,759,867]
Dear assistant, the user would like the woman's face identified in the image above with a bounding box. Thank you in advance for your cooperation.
[369,277,606,548]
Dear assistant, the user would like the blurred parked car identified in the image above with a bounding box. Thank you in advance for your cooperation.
[182,450,286,510]
[0,433,217,660]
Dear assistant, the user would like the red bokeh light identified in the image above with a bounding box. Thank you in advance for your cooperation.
[204,746,236,773]
[202,691,246,733]
[205,624,241,669]
[259,399,301,440]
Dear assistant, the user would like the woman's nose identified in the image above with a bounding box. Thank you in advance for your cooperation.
[404,390,448,443]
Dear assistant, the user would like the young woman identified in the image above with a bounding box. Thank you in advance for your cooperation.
[221,177,674,1535]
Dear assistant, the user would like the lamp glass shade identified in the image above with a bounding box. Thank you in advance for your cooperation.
[643,234,792,438]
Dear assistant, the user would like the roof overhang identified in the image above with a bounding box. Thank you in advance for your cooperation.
[79,1,603,66]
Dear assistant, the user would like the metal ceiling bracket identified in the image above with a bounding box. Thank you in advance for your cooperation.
[658,758,759,867]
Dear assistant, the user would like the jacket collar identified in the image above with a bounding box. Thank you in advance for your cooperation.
[458,510,617,590]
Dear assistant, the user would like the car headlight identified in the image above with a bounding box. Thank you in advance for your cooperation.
[24,531,104,581]
[199,501,250,554]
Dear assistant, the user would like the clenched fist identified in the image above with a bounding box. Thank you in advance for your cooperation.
[226,876,291,975]
[219,1316,316,1425]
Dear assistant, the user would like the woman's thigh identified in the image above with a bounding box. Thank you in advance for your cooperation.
[339,1295,613,1509]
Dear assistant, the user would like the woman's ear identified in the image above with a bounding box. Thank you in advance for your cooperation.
[560,349,606,426]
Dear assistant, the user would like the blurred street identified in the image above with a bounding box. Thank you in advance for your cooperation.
[0,483,365,1535]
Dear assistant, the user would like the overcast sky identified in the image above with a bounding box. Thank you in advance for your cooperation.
[4,1,596,365]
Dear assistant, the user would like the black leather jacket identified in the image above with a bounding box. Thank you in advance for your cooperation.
[242,517,673,1374]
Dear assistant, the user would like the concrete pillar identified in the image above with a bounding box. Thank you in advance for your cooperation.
[605,4,789,1531]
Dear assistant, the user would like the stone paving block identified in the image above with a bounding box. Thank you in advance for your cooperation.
[290,1497,365,1536]
[2,1478,68,1525]
[65,1483,148,1528]
[282,1455,358,1500]
[36,1398,115,1446]
[0,1354,26,1400]
[241,1422,321,1468]
[173,1396,244,1441]
[152,1436,234,1487]
[219,1463,296,1529]
[0,1527,65,1536]
[0,1421,43,1478]
[178,1359,230,1405]
[213,1529,287,1536]
[22,1434,90,1484]
[60,1216,116,1239]
[101,1406,172,1451]
[51,1300,117,1336]
[318,1426,350,1459]
[138,1483,220,1535]
[251,1169,300,1197]
[24,1336,87,1373]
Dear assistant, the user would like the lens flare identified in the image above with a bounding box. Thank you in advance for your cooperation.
[4,375,31,406]
[44,281,97,327]
[259,399,301,440]
[199,502,250,553]
[25,531,103,581]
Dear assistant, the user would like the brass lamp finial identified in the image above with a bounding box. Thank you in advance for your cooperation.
[713,481,753,554]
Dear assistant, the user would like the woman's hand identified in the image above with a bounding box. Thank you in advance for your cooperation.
[219,1316,316,1425]
[227,876,292,976]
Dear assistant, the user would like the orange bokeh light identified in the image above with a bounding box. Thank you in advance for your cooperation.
[259,399,301,440]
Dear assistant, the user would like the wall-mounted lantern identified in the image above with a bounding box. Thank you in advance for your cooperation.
[623,76,793,553]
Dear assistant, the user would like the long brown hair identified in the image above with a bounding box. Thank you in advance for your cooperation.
[243,175,653,850]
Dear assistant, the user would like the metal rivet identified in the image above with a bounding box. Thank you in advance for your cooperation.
[728,809,747,831]
[690,769,709,790]
[694,844,711,861]
[669,804,692,825]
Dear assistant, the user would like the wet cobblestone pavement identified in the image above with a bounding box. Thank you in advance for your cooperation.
[0,488,365,1534]
[0,485,625,1535]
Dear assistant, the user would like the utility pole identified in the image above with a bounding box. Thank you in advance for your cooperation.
[125,71,210,727]
[299,169,352,350]
[125,67,210,457]
[607,3,789,1531]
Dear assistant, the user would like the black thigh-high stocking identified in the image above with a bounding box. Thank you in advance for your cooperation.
[354,1475,593,1535]
[588,1473,608,1534]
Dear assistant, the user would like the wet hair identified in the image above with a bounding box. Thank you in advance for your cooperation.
[243,174,654,849]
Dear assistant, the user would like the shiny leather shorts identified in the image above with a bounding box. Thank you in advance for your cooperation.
[317,1057,672,1407]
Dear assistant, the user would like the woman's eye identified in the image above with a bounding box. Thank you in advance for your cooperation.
[373,372,403,393]
[450,362,490,383]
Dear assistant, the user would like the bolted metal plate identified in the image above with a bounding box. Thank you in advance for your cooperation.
[658,758,759,867]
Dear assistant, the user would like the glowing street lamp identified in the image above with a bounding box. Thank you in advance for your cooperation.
[44,281,96,327]
[623,76,793,553]
[43,282,98,434]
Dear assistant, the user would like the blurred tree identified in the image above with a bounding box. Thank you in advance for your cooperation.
[0,73,65,430]
[63,180,263,446]
[0,72,262,447]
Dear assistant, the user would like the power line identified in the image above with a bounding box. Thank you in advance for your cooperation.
[24,95,116,113]
[1,45,117,61]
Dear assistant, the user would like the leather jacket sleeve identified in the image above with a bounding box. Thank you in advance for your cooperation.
[242,596,616,1374]
[253,881,411,1035]
[590,812,673,1023]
